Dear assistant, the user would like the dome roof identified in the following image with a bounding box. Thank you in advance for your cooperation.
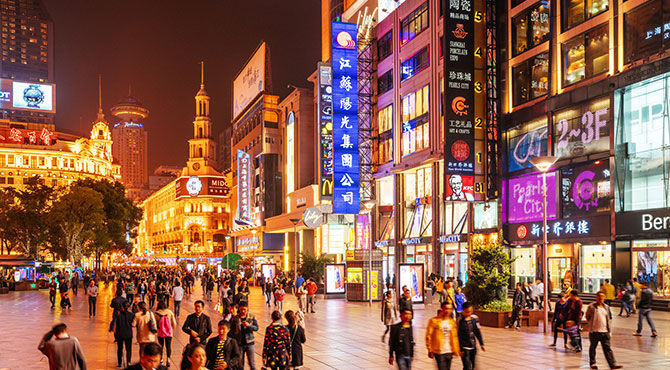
[110,94,150,120]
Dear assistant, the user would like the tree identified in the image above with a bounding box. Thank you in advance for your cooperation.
[49,186,105,265]
[298,253,332,284]
[0,188,16,255]
[6,178,55,260]
[463,231,515,308]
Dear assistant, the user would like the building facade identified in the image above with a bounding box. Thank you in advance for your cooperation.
[111,93,149,200]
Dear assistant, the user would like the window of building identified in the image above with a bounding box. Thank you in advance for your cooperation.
[631,240,670,295]
[286,111,295,194]
[401,47,429,81]
[378,105,393,164]
[623,0,670,65]
[378,69,393,94]
[512,2,550,56]
[512,52,549,106]
[401,2,429,44]
[378,30,392,60]
[401,85,430,156]
[563,24,608,86]
[563,0,609,30]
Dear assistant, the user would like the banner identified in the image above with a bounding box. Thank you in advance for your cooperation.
[236,150,252,225]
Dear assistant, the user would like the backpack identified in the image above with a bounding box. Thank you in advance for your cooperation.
[157,313,172,337]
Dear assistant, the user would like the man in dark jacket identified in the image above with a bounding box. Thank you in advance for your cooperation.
[206,320,241,370]
[182,300,213,344]
[458,302,485,370]
[633,283,658,337]
[113,301,135,368]
[507,283,526,329]
[388,309,414,370]
[109,289,127,331]
[125,342,167,370]
[565,290,583,324]
[234,302,259,370]
[398,287,413,315]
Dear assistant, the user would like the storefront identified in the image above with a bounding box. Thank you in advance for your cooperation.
[439,234,467,282]
[400,167,433,275]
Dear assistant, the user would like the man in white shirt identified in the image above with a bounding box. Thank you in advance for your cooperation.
[172,281,184,318]
[584,291,622,369]
[86,280,98,318]
[534,279,545,310]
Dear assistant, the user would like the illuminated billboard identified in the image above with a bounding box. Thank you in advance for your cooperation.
[174,175,230,199]
[0,79,55,112]
[233,42,267,120]
[236,150,253,225]
[325,264,346,294]
[399,263,424,303]
[507,171,558,223]
[318,63,334,198]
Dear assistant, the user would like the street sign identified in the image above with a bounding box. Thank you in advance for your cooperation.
[303,207,324,229]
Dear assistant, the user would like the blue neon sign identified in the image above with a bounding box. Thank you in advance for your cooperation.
[332,22,359,214]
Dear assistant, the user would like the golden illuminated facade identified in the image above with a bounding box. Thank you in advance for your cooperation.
[136,64,231,259]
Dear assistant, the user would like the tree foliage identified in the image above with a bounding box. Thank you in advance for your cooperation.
[298,253,332,284]
[5,178,55,260]
[463,232,515,308]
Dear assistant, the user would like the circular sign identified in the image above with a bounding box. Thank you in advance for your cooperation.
[336,31,355,48]
[451,140,470,161]
[516,224,528,239]
[303,207,324,229]
[186,176,202,196]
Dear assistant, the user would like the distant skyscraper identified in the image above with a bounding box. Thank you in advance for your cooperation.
[111,90,149,199]
[0,0,54,83]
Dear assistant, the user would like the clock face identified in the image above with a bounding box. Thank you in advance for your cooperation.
[192,162,200,170]
[186,176,202,196]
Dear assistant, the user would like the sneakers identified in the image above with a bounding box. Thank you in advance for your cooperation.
[633,332,641,336]
[549,343,556,347]
[590,365,598,369]
[611,365,623,369]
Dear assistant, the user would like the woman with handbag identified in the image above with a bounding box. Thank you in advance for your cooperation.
[285,311,306,369]
[133,301,158,355]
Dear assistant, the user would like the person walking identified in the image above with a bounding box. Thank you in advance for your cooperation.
[388,309,414,370]
[172,281,184,319]
[125,342,167,370]
[205,320,241,370]
[110,289,128,331]
[550,292,569,348]
[182,300,213,345]
[457,302,484,370]
[507,283,525,329]
[180,343,208,370]
[275,285,286,313]
[264,278,273,307]
[71,273,79,296]
[112,301,135,368]
[234,301,259,370]
[619,283,634,317]
[49,278,57,309]
[633,283,658,337]
[126,278,136,303]
[398,287,414,316]
[454,287,466,318]
[565,290,583,326]
[155,301,177,367]
[632,278,642,313]
[584,291,622,369]
[262,310,291,370]
[86,279,99,318]
[38,323,87,370]
[601,279,616,306]
[425,302,460,370]
[305,279,318,313]
[381,290,399,343]
[285,310,306,370]
[295,282,307,312]
[147,281,157,309]
[133,302,158,355]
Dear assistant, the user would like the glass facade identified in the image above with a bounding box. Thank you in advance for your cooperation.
[580,244,611,293]
[512,52,549,106]
[400,2,428,44]
[563,25,609,86]
[511,247,536,286]
[615,72,670,212]
[512,1,550,56]
[401,47,429,81]
[562,0,609,30]
[401,85,429,156]
[632,239,670,296]
[378,69,393,94]
[505,116,548,173]
[623,0,670,65]
[377,105,393,164]
[378,30,392,60]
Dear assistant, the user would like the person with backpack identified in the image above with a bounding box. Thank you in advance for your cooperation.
[133,301,158,355]
[112,301,135,368]
[155,301,177,367]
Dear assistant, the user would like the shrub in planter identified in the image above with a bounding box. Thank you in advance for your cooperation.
[463,232,515,309]
[479,300,512,312]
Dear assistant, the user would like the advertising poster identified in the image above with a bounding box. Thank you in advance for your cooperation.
[507,122,548,172]
[236,150,252,225]
[318,63,334,198]
[367,270,378,299]
[325,264,346,294]
[261,264,276,281]
[332,22,360,214]
[508,171,557,223]
[11,81,54,111]
[473,201,498,230]
[445,174,475,201]
[399,263,424,303]
[233,42,266,119]
[561,160,611,218]
[553,98,609,158]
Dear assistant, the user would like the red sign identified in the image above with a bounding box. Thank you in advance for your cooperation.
[0,127,56,146]
[517,225,528,239]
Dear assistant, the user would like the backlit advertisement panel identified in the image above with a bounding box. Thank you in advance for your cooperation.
[561,160,611,218]
[331,22,360,214]
[507,171,558,223]
[0,79,55,112]
[325,264,346,294]
[261,264,276,281]
[318,63,334,198]
[399,263,424,303]
[233,42,266,119]
[236,150,253,225]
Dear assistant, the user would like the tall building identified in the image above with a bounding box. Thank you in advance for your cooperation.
[217,125,232,172]
[110,90,149,200]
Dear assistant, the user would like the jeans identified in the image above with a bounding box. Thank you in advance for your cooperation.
[88,296,96,316]
[158,336,172,358]
[508,307,522,328]
[588,332,616,367]
[174,300,181,318]
[307,295,316,312]
[619,301,632,315]
[396,355,412,370]
[117,338,132,366]
[461,348,476,370]
[636,308,657,333]
[241,343,256,370]
[553,321,567,345]
[264,291,272,306]
[49,294,56,308]
[434,353,453,370]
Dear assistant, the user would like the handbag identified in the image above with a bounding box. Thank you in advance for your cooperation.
[148,312,158,334]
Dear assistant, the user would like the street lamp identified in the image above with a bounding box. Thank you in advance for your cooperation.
[289,218,301,283]
[361,199,377,306]
[530,155,558,335]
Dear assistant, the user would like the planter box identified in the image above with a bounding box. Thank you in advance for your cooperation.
[474,309,510,328]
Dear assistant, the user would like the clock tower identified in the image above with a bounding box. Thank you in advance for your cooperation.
[185,62,217,176]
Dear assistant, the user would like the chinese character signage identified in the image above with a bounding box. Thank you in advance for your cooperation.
[331,22,360,214]
[561,160,610,218]
[0,127,56,146]
[318,63,334,198]
[510,214,610,244]
[507,172,557,223]
[236,150,252,225]
[443,0,476,200]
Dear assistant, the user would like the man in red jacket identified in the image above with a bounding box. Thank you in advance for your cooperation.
[565,290,583,324]
[305,279,318,313]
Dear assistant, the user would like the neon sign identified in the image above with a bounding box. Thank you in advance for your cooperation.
[318,63,334,198]
[508,172,557,223]
[554,98,610,158]
[236,150,252,224]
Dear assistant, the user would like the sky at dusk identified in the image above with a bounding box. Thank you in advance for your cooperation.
[43,0,321,171]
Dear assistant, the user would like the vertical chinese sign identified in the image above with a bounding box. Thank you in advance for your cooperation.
[318,63,334,198]
[443,0,484,201]
[331,22,360,214]
[236,150,252,225]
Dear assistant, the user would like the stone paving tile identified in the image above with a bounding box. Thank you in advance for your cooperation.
[2,281,670,369]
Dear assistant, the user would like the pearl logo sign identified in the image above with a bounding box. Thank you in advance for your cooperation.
[508,172,557,223]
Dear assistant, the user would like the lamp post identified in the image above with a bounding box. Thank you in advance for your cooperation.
[362,199,377,306]
[224,236,231,270]
[530,155,558,335]
[289,218,301,282]
[251,229,258,284]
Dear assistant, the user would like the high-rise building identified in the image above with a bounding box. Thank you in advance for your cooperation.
[110,91,149,199]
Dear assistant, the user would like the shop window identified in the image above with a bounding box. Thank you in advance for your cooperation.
[511,247,536,286]
[553,97,610,158]
[614,72,670,211]
[563,25,608,86]
[378,69,393,94]
[580,244,611,293]
[401,47,429,81]
[400,2,428,45]
[562,0,609,31]
[512,1,550,56]
[401,85,429,156]
[378,105,393,164]
[512,52,549,106]
[632,240,670,295]
[623,0,670,65]
[505,116,548,173]
[377,175,394,206]
[378,30,392,60]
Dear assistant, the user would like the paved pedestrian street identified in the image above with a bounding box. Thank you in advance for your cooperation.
[2,282,670,370]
